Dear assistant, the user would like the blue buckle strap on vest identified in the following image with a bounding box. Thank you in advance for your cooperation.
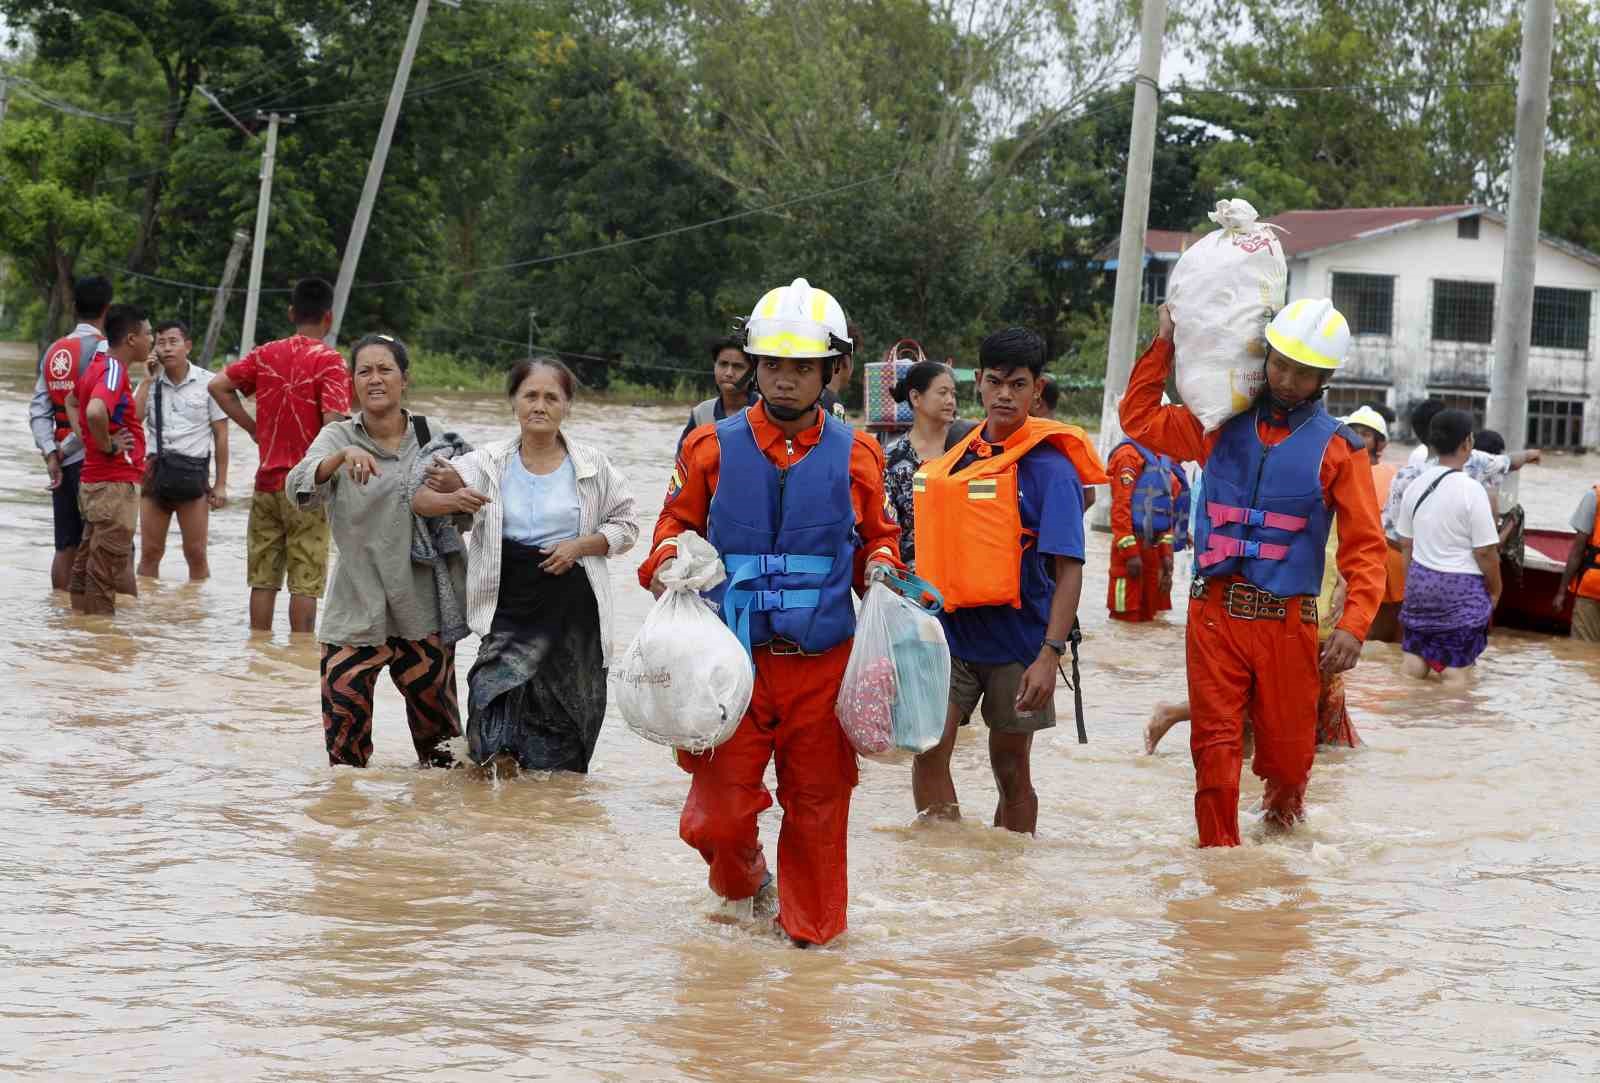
[751,589,821,612]
[721,552,835,659]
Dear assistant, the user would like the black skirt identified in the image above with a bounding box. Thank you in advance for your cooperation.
[466,540,607,772]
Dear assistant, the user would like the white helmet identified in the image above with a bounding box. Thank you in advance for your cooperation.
[1265,297,1351,371]
[742,277,852,360]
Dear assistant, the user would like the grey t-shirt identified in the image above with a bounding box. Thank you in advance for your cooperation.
[286,412,464,647]
[1573,488,1598,536]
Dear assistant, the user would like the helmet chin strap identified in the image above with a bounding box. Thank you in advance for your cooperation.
[758,354,838,421]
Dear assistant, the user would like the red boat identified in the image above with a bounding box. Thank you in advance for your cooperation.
[1496,528,1579,635]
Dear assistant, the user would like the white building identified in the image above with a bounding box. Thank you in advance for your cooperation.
[1136,206,1600,448]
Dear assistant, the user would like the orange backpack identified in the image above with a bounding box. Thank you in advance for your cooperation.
[913,417,1108,611]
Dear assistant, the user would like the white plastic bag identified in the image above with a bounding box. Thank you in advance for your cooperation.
[836,576,950,762]
[1166,198,1287,431]
[615,532,753,752]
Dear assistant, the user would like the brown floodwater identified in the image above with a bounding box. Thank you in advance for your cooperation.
[3,358,1598,1080]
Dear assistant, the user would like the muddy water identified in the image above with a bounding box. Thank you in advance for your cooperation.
[2,360,1597,1080]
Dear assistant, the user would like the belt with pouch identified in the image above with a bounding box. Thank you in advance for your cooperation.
[1191,577,1317,623]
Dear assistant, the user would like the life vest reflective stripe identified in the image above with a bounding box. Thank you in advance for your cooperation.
[1192,403,1347,597]
[704,412,858,655]
[1577,484,1600,601]
[912,416,1108,612]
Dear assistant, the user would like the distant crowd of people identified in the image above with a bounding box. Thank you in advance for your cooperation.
[27,272,1600,950]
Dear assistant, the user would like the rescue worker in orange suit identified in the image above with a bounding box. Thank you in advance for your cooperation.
[639,278,901,947]
[1120,298,1386,847]
[1554,483,1600,643]
[1107,438,1188,622]
[910,328,1108,833]
[1345,404,1405,642]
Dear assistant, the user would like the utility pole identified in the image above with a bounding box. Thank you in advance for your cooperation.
[327,0,453,344]
[1095,0,1167,525]
[0,74,10,127]
[240,111,293,356]
[201,230,251,367]
[1487,0,1556,479]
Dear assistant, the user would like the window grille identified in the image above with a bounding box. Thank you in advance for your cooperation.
[1527,398,1586,449]
[1431,392,1487,428]
[1143,265,1169,305]
[1324,385,1389,418]
[1331,273,1395,336]
[1457,216,1480,240]
[1432,281,1494,343]
[1530,287,1591,351]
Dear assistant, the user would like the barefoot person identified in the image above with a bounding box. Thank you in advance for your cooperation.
[910,328,1107,834]
[1395,409,1501,684]
[638,278,901,948]
[417,357,637,776]
[1554,483,1600,643]
[1121,300,1386,846]
[289,335,468,767]
[134,320,229,580]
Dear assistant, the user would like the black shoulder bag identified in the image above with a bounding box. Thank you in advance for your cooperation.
[151,378,212,506]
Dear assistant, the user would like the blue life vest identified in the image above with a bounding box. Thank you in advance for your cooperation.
[705,411,859,656]
[1193,402,1354,597]
[1114,439,1190,551]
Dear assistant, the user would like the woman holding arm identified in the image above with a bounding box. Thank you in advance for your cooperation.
[286,334,476,768]
[414,357,637,776]
[882,360,957,569]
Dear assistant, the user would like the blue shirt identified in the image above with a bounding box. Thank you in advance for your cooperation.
[501,453,580,549]
[939,444,1086,666]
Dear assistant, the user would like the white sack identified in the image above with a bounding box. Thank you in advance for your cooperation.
[615,532,752,752]
[1166,198,1287,431]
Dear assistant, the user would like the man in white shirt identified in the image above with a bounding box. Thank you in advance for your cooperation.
[1395,409,1503,684]
[1388,398,1539,537]
[134,320,230,580]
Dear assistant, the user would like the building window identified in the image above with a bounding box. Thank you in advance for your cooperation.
[1527,398,1585,449]
[1325,385,1389,419]
[1143,264,1169,305]
[1432,281,1495,344]
[1430,392,1487,428]
[1530,287,1591,351]
[1458,216,1480,240]
[1331,273,1395,336]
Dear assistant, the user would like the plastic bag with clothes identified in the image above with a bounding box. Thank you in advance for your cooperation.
[615,532,752,752]
[1166,198,1288,431]
[836,572,950,762]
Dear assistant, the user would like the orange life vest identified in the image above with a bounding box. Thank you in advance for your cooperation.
[912,417,1108,611]
[1371,462,1397,507]
[1577,484,1600,601]
[1370,461,1406,604]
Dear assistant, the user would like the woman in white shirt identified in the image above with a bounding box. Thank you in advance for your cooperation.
[413,357,637,776]
[1394,409,1503,684]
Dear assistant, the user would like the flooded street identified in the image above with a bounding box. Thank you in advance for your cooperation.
[3,358,1598,1080]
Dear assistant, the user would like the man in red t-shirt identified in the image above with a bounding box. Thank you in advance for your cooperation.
[70,304,151,615]
[209,277,351,633]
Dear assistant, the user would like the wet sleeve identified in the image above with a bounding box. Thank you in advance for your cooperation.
[1325,445,1387,640]
[1117,338,1211,464]
[637,431,719,587]
[1035,455,1086,562]
[1107,444,1139,553]
[848,435,905,586]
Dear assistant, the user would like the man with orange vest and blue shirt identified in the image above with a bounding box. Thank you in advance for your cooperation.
[1107,438,1189,621]
[1555,484,1600,642]
[640,278,902,948]
[910,328,1108,834]
[1121,299,1387,847]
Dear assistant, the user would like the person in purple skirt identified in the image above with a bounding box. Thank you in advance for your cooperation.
[1394,409,1503,685]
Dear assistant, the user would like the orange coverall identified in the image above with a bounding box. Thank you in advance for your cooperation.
[1120,338,1387,847]
[637,402,901,944]
[1107,441,1180,622]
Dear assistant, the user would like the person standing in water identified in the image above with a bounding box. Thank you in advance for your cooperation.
[418,357,638,776]
[1344,405,1404,642]
[1106,438,1187,623]
[910,328,1107,834]
[678,336,756,452]
[639,278,901,948]
[882,360,957,569]
[1555,483,1600,642]
[289,335,469,768]
[1121,300,1386,847]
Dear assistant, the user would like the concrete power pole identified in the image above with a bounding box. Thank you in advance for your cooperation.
[1487,0,1557,472]
[1094,0,1168,525]
[327,0,441,345]
[240,111,293,356]
[200,230,251,367]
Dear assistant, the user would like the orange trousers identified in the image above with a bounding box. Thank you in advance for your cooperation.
[676,640,858,945]
[1108,539,1171,622]
[1185,584,1319,847]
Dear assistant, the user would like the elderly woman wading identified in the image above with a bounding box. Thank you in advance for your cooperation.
[413,357,637,776]
[287,334,469,768]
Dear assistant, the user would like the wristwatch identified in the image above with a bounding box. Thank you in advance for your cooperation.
[1043,637,1068,656]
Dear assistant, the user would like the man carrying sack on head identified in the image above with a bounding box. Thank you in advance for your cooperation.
[1121,299,1386,847]
[639,278,902,948]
